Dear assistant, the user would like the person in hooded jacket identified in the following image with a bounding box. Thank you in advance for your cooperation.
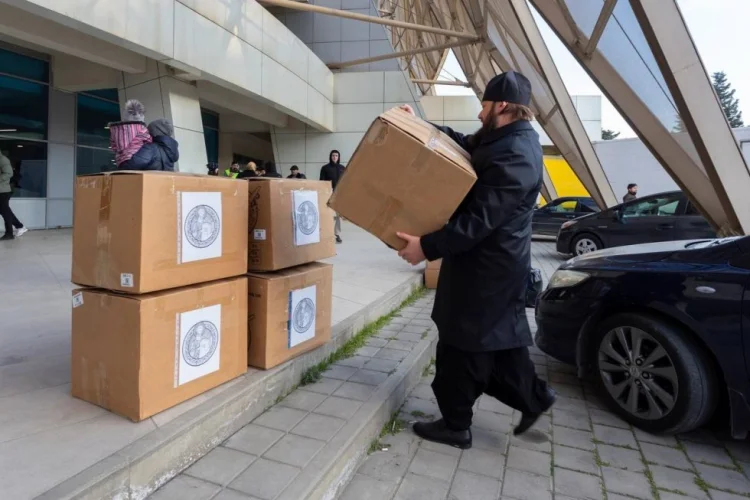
[119,119,179,171]
[261,160,282,178]
[395,71,555,450]
[319,150,345,243]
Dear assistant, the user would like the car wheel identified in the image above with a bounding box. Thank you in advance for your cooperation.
[592,313,718,435]
[572,233,603,256]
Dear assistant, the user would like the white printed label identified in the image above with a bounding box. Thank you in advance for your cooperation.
[120,273,134,288]
[292,190,320,247]
[178,192,223,264]
[72,292,84,308]
[175,304,222,387]
[288,285,317,348]
[253,229,266,241]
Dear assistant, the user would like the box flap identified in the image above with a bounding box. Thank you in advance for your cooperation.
[247,262,332,280]
[77,170,238,180]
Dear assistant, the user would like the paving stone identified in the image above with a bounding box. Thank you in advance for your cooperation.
[633,427,679,447]
[348,368,390,386]
[596,444,644,472]
[589,408,630,429]
[409,384,435,401]
[394,472,450,500]
[355,346,381,357]
[548,371,581,386]
[409,318,434,327]
[726,441,750,463]
[592,424,637,449]
[510,429,552,453]
[211,490,256,500]
[229,458,300,500]
[401,396,440,418]
[679,429,723,446]
[395,332,424,343]
[649,464,708,499]
[390,317,410,325]
[408,448,458,482]
[553,426,595,450]
[473,409,513,434]
[553,444,598,475]
[548,361,577,375]
[301,377,344,395]
[523,414,552,434]
[684,441,735,468]
[695,462,750,494]
[419,439,462,458]
[384,340,417,352]
[710,490,750,500]
[338,473,399,500]
[471,427,510,453]
[375,348,409,361]
[149,476,221,500]
[554,467,602,499]
[333,381,377,401]
[291,413,346,441]
[278,390,327,411]
[399,324,426,334]
[530,354,548,366]
[554,395,589,415]
[602,466,652,499]
[449,469,502,500]
[322,364,358,381]
[640,442,692,470]
[502,469,552,500]
[358,449,413,480]
[184,447,257,486]
[335,356,371,369]
[477,396,514,416]
[365,337,389,348]
[459,446,506,479]
[363,357,400,373]
[550,382,585,400]
[263,434,325,468]
[253,406,308,432]
[507,446,551,477]
[380,431,419,456]
[658,493,703,500]
[552,408,592,431]
[224,424,285,456]
[313,396,363,420]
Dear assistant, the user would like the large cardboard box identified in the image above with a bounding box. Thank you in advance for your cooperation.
[247,262,333,369]
[247,179,336,271]
[71,277,248,421]
[328,108,477,250]
[425,259,442,289]
[72,171,248,294]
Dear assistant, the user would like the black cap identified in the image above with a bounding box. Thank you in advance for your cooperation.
[482,71,532,106]
[290,165,299,171]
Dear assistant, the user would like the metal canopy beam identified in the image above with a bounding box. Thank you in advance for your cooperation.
[585,0,617,57]
[328,39,475,69]
[258,0,480,40]
[541,166,558,202]
[411,79,471,86]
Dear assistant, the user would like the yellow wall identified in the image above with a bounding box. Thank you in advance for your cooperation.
[544,156,590,200]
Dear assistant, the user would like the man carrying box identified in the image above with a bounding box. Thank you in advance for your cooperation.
[396,71,555,449]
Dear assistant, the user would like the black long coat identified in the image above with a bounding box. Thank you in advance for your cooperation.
[420,120,543,352]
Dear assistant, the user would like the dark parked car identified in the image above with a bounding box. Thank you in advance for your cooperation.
[556,191,715,256]
[533,197,599,236]
[535,236,750,437]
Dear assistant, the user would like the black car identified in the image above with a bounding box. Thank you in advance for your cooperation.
[535,236,750,437]
[533,197,599,236]
[556,191,715,256]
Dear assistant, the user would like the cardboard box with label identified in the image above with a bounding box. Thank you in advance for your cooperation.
[247,262,333,369]
[328,108,477,250]
[71,277,248,422]
[72,171,248,294]
[425,259,442,289]
[247,179,336,271]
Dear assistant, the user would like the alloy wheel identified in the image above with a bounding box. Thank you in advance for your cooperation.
[597,326,679,420]
[575,238,598,255]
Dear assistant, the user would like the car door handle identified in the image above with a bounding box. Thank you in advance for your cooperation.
[657,223,674,230]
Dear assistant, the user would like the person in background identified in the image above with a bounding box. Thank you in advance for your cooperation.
[109,99,152,169]
[320,150,345,243]
[395,71,555,449]
[119,118,179,171]
[287,165,306,179]
[224,162,240,178]
[261,161,282,178]
[237,161,259,179]
[623,183,638,202]
[206,163,219,176]
[0,150,27,240]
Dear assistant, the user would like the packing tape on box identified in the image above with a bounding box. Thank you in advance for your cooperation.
[95,175,114,288]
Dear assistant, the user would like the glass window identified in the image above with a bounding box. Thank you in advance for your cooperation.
[77,94,120,149]
[83,89,119,102]
[201,109,219,130]
[578,200,599,213]
[76,146,116,176]
[549,200,578,213]
[0,47,49,82]
[685,202,701,216]
[0,75,48,140]
[204,128,219,164]
[0,138,47,198]
[622,194,681,218]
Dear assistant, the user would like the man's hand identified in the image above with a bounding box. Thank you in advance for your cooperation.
[398,104,416,117]
[396,232,426,265]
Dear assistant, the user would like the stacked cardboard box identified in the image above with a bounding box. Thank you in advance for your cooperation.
[245,179,336,369]
[425,259,442,289]
[70,172,250,421]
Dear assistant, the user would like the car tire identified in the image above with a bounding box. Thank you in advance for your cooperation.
[591,313,718,435]
[571,233,603,256]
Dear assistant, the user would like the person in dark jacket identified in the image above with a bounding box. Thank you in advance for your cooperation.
[119,119,179,171]
[396,71,555,449]
[320,150,345,243]
[287,165,306,179]
[261,160,282,178]
[623,183,638,202]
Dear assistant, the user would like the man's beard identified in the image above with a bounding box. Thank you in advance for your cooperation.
[469,109,500,148]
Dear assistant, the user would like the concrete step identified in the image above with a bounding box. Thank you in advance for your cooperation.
[37,276,424,500]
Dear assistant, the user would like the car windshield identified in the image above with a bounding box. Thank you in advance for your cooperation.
[684,237,741,249]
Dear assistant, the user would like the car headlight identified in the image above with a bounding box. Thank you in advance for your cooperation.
[560,220,577,230]
[548,270,590,289]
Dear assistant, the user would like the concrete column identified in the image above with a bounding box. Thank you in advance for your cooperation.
[118,61,207,174]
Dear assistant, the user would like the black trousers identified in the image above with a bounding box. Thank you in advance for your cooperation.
[432,341,549,431]
[0,192,23,236]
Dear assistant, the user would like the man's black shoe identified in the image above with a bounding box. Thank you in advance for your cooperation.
[335,235,342,244]
[0,234,14,241]
[513,388,557,436]
[413,419,472,449]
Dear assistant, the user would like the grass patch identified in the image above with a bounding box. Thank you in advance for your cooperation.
[643,466,661,500]
[300,287,426,387]
[594,449,610,468]
[693,476,710,493]
[368,411,409,454]
[422,357,436,378]
[410,410,431,418]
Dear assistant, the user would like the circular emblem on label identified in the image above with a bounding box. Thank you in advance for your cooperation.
[293,298,315,333]
[182,321,219,366]
[296,201,319,236]
[185,205,220,248]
